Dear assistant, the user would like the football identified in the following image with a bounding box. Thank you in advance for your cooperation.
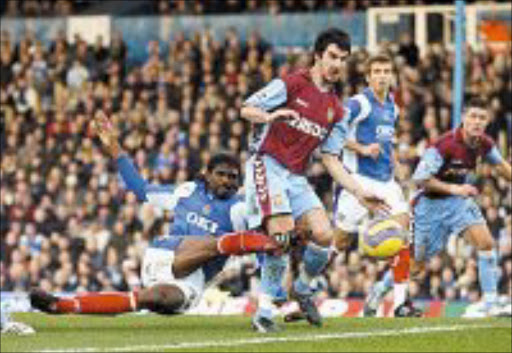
[359,218,407,258]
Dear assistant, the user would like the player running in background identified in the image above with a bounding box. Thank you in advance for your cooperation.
[333,54,422,317]
[241,28,388,332]
[30,112,280,317]
[412,96,512,317]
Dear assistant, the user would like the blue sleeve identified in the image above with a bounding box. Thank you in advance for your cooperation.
[344,98,361,125]
[117,154,148,201]
[320,118,349,155]
[244,78,287,111]
[412,147,444,182]
[484,146,503,165]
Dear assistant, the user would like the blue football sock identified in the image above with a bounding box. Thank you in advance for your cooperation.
[478,250,498,305]
[377,269,394,294]
[257,253,287,319]
[293,243,330,296]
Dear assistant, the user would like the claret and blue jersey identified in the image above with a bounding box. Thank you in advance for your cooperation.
[411,128,504,261]
[342,87,400,182]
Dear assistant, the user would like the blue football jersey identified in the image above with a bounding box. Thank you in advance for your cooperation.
[116,155,247,283]
[343,87,399,182]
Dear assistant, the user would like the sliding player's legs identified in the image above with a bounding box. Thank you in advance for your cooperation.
[30,233,277,316]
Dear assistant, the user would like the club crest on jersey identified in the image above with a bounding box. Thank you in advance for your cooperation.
[327,107,334,123]
[272,194,283,207]
[203,204,211,215]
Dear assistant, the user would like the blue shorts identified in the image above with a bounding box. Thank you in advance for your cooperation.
[244,154,324,229]
[413,195,485,262]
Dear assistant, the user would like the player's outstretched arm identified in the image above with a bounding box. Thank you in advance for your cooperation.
[412,147,478,197]
[345,140,380,159]
[92,111,150,201]
[322,153,390,214]
[240,78,299,124]
[240,105,299,124]
[419,177,479,197]
[92,110,123,159]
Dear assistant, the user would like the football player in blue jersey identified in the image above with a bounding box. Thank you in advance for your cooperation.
[412,97,511,317]
[332,54,422,317]
[29,111,280,317]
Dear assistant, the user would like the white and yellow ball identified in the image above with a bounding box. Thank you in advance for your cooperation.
[359,218,407,258]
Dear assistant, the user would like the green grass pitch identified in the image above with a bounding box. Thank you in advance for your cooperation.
[1,313,511,352]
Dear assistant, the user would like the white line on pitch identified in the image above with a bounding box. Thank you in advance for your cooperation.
[36,324,508,353]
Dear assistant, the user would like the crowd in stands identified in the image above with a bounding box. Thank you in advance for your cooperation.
[0,18,511,306]
[2,0,507,17]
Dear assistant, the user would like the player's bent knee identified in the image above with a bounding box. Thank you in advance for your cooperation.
[310,226,333,247]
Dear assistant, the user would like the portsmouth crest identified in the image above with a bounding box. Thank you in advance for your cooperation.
[203,204,211,215]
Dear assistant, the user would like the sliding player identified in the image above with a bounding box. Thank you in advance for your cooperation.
[30,112,279,316]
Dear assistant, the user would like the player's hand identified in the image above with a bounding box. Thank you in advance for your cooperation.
[361,143,381,159]
[92,110,121,158]
[266,108,300,123]
[356,189,391,215]
[451,184,479,197]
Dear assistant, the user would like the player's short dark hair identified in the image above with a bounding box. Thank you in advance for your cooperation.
[365,53,395,75]
[465,96,488,110]
[206,151,240,173]
[313,28,351,56]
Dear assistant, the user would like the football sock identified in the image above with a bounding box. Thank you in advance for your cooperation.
[366,270,393,311]
[293,243,330,296]
[256,293,275,320]
[55,292,138,314]
[217,231,277,255]
[392,247,411,309]
[256,253,288,320]
[477,250,498,306]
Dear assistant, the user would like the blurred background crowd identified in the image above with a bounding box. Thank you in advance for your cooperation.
[0,1,511,307]
[2,0,508,17]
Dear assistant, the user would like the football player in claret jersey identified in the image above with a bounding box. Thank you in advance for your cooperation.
[412,97,512,317]
[29,111,280,317]
[333,54,421,317]
[241,28,388,332]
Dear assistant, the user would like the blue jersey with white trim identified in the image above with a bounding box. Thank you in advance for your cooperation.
[116,154,247,282]
[343,87,399,182]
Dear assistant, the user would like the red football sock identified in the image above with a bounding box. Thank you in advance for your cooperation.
[55,292,138,314]
[392,246,411,283]
[217,231,277,255]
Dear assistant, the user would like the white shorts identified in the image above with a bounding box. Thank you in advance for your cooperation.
[333,174,409,233]
[141,247,205,312]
